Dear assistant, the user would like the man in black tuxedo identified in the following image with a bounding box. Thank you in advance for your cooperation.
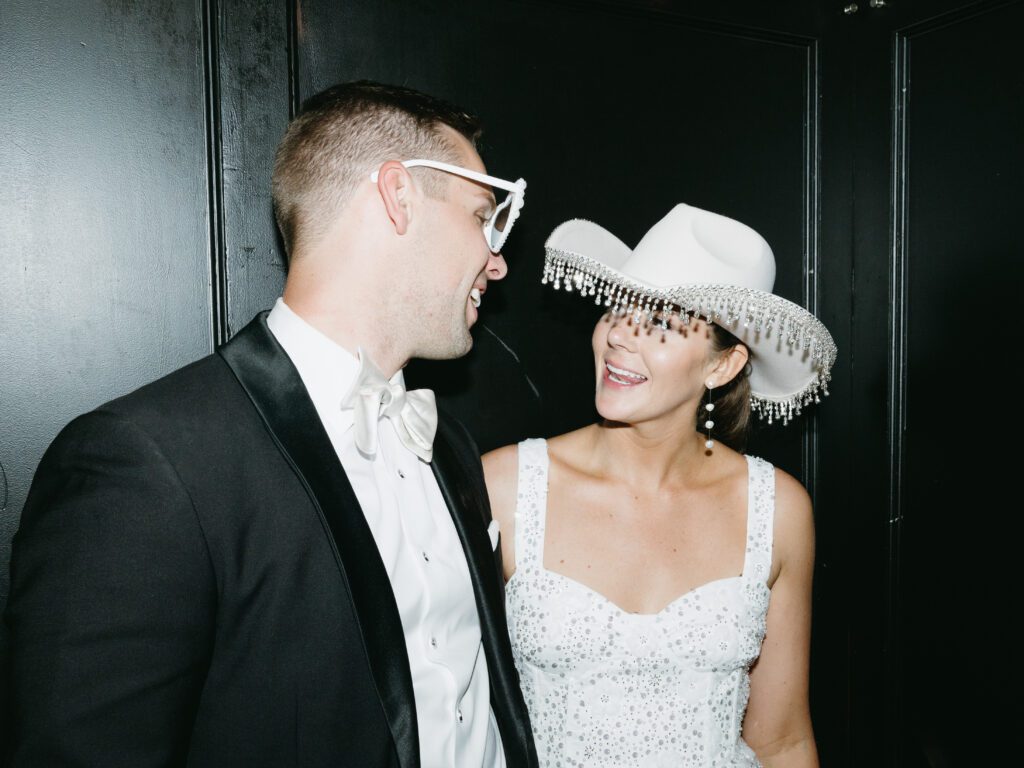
[3,81,536,767]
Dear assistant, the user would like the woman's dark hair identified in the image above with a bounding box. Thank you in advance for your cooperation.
[701,323,753,453]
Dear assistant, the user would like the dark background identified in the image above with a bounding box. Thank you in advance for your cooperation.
[1,1,1020,764]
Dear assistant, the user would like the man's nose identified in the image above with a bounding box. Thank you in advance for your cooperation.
[486,250,508,280]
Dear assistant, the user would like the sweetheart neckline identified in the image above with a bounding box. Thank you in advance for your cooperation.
[507,566,766,619]
[509,439,771,620]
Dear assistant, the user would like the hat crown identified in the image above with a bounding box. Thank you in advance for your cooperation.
[623,204,776,292]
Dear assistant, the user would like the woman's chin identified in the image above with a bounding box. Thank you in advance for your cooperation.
[595,399,638,424]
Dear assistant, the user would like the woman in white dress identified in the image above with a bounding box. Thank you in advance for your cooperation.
[483,204,836,768]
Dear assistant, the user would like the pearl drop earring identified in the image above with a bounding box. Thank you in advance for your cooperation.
[703,380,716,451]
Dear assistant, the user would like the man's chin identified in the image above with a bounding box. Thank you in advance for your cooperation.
[415,330,473,361]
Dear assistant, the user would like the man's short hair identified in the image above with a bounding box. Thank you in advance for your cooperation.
[271,80,482,260]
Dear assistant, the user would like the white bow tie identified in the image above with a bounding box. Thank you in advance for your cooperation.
[340,350,437,463]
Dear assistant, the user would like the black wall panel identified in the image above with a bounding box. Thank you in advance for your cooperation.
[0,0,213,599]
[898,4,1022,764]
[216,0,290,339]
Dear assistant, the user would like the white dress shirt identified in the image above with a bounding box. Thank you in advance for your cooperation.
[267,299,504,768]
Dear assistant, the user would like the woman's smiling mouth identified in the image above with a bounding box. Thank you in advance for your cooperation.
[605,362,647,386]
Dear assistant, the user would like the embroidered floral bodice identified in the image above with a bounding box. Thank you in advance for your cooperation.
[506,438,775,768]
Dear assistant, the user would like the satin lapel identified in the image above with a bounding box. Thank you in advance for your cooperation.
[218,314,419,768]
[430,419,538,767]
[429,422,503,616]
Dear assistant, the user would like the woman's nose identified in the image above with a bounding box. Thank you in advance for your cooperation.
[605,315,637,350]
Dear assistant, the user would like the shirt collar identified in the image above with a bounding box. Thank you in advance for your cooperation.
[267,298,409,432]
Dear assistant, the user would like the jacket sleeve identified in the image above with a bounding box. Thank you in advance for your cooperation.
[4,408,216,766]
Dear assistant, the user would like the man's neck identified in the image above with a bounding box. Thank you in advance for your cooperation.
[280,292,408,378]
[283,211,410,376]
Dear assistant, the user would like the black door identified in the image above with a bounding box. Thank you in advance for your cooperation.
[836,2,1023,765]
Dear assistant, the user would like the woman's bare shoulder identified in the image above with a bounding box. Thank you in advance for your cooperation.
[770,466,813,523]
[545,424,598,471]
[481,441,520,480]
[769,464,815,567]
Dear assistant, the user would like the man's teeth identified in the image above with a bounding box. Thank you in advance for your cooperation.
[606,363,647,384]
[470,288,481,308]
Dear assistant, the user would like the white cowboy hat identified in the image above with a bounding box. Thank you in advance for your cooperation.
[542,203,837,424]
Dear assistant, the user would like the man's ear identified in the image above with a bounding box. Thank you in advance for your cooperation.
[709,343,750,387]
[375,161,416,235]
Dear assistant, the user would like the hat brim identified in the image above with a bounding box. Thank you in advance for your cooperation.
[543,229,837,424]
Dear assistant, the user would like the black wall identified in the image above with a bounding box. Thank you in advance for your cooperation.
[2,1,1020,763]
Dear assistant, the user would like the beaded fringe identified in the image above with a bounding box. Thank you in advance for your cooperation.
[543,247,837,425]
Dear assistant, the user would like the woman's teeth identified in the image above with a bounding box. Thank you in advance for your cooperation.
[470,288,481,308]
[606,363,647,385]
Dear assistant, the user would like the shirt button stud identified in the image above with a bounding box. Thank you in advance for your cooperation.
[457,708,464,723]
[397,468,405,478]
[422,551,430,562]
[430,637,438,649]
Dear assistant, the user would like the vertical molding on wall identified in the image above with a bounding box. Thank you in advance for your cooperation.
[803,38,822,495]
[887,28,911,767]
[287,0,301,118]
[1,460,8,516]
[203,0,229,348]
[216,1,290,335]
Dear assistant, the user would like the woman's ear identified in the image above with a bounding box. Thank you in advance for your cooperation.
[374,161,416,235]
[709,343,750,387]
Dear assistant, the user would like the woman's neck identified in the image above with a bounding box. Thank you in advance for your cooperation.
[586,419,710,490]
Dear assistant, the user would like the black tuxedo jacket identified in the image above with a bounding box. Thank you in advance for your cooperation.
[3,314,537,767]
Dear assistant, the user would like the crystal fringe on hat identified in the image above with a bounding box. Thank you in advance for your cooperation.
[541,207,837,425]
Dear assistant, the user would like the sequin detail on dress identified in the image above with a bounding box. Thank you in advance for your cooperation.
[506,438,775,767]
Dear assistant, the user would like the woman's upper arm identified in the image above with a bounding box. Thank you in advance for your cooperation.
[481,443,519,581]
[741,467,819,767]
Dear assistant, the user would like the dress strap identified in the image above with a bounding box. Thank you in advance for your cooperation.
[741,454,776,589]
[514,438,550,569]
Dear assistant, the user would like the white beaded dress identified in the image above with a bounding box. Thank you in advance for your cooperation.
[506,438,775,768]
